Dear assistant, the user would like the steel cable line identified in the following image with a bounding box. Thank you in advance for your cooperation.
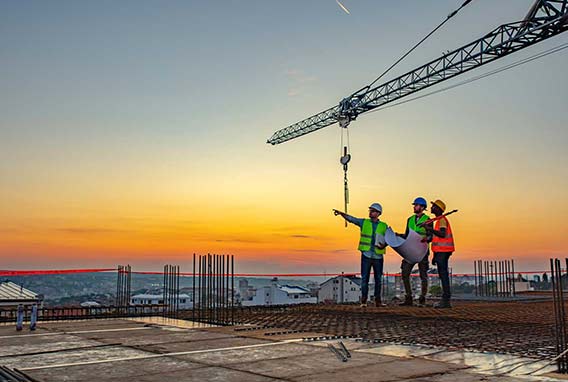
[351,0,475,98]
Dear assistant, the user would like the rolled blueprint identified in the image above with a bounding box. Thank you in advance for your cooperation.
[385,227,428,263]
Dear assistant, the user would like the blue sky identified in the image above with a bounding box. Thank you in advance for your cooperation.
[1,1,567,272]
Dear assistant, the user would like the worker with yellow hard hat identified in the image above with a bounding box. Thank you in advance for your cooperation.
[425,199,456,309]
[333,203,388,308]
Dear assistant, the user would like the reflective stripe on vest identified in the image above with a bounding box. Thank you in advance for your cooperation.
[408,214,430,238]
[358,219,388,255]
[431,216,455,252]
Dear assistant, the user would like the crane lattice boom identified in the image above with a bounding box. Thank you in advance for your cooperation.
[267,0,568,145]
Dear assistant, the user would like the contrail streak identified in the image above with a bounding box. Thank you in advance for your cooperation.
[336,0,350,14]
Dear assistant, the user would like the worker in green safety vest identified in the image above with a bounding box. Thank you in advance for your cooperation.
[397,197,434,307]
[333,203,388,307]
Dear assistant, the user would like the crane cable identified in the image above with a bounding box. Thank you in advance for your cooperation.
[352,0,474,97]
[340,125,351,227]
[337,0,474,226]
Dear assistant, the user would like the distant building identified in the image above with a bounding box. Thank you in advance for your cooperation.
[238,279,255,301]
[131,293,193,309]
[514,281,532,292]
[0,281,42,308]
[318,275,374,303]
[242,279,317,306]
[306,281,320,298]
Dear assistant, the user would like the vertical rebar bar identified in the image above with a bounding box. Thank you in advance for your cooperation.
[221,254,225,324]
[558,258,567,373]
[116,265,121,307]
[231,254,234,325]
[498,261,502,297]
[511,259,516,297]
[215,255,221,325]
[193,254,196,322]
[484,261,489,297]
[474,260,478,296]
[552,258,568,373]
[198,255,202,322]
[226,254,230,325]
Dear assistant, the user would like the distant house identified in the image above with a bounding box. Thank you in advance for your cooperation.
[0,281,42,308]
[319,275,374,303]
[131,293,193,309]
[242,280,317,306]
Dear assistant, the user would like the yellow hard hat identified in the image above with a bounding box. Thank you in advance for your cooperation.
[431,200,446,212]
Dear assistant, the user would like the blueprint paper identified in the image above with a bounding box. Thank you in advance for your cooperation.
[385,227,428,263]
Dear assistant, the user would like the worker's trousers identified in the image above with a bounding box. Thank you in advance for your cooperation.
[400,253,429,299]
[433,252,453,300]
[361,255,383,301]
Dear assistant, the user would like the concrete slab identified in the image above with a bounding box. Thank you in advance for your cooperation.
[0,336,103,357]
[26,357,205,382]
[3,318,560,382]
[227,349,402,379]
[290,356,466,382]
[138,336,271,354]
[177,342,324,366]
[2,346,148,369]
[406,370,538,381]
[134,366,281,382]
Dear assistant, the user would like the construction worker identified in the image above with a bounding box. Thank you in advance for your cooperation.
[426,200,455,309]
[333,203,388,307]
[398,197,433,306]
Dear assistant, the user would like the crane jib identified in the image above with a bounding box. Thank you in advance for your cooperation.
[267,0,568,146]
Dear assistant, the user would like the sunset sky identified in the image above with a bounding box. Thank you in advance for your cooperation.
[1,0,567,275]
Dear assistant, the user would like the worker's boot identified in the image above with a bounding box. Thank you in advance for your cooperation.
[434,299,452,309]
[360,296,367,308]
[375,298,385,308]
[399,296,413,307]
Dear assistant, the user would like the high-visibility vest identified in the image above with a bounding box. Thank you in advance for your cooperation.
[431,216,455,253]
[408,214,430,238]
[358,219,388,255]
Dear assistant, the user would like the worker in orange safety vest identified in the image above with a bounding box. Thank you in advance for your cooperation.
[425,199,455,309]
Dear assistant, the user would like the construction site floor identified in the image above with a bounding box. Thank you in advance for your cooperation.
[224,300,561,360]
[0,317,564,381]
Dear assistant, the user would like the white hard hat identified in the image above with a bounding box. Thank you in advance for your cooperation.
[369,203,383,213]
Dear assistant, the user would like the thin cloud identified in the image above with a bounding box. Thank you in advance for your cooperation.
[56,228,127,235]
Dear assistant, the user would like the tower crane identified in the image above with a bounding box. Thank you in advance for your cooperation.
[266,0,568,216]
[268,0,568,145]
